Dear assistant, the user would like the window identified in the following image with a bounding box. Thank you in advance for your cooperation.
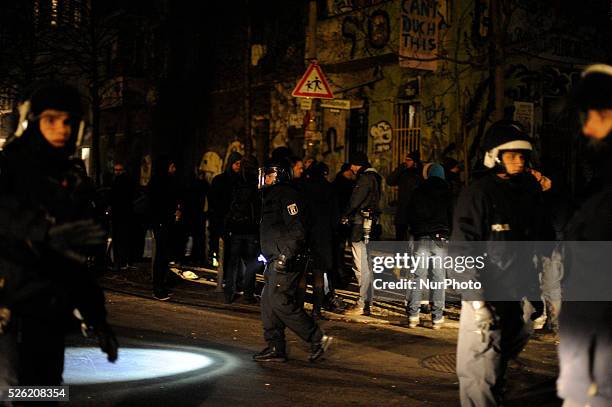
[393,102,421,168]
[73,0,82,27]
[51,0,59,26]
[34,0,40,27]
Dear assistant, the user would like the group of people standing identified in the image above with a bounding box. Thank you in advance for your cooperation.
[1,62,610,407]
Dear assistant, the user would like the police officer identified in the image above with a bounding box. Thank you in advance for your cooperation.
[0,83,118,389]
[557,64,612,407]
[253,159,331,362]
[451,121,551,406]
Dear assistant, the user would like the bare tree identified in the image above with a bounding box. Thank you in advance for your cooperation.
[49,0,124,184]
[0,2,57,109]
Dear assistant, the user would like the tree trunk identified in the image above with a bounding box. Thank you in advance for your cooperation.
[244,1,252,155]
[91,86,101,185]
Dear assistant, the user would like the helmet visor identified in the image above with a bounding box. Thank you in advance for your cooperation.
[258,167,279,189]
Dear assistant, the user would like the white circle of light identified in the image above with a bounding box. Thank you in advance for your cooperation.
[64,347,215,385]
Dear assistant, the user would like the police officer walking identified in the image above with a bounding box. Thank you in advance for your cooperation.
[0,83,118,389]
[451,121,552,406]
[253,160,331,362]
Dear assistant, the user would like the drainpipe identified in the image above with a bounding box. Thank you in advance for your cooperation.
[304,0,318,156]
[244,0,252,155]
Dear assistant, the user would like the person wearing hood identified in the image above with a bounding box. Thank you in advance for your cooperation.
[556,64,612,407]
[386,150,422,240]
[0,83,117,389]
[223,155,262,304]
[442,156,463,205]
[148,154,182,300]
[342,152,382,316]
[298,161,338,319]
[110,161,136,271]
[405,163,453,329]
[209,151,242,268]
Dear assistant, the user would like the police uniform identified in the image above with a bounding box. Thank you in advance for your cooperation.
[451,121,550,406]
[258,181,324,358]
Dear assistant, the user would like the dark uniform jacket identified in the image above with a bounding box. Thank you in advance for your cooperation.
[260,183,305,262]
[451,172,551,300]
[0,135,107,327]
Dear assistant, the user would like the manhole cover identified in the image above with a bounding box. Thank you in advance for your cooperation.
[420,353,456,374]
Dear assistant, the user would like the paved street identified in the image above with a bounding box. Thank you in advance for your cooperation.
[64,282,562,406]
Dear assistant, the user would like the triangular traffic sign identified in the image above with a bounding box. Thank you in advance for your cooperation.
[292,62,334,99]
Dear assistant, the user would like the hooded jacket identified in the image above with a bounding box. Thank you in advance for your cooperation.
[386,165,422,225]
[209,152,242,234]
[148,155,181,226]
[344,167,382,224]
[408,176,453,237]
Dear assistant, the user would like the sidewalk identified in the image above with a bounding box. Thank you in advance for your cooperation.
[99,261,461,327]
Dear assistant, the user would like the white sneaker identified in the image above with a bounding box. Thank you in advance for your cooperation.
[181,270,199,280]
[408,316,419,328]
[432,317,444,330]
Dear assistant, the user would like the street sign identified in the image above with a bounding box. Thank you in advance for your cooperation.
[292,62,334,99]
[320,99,351,110]
[299,98,312,110]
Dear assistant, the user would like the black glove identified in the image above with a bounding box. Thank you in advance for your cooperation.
[47,220,106,263]
[94,322,119,363]
[274,254,288,273]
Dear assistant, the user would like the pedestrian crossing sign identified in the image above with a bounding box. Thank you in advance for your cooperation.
[292,62,334,99]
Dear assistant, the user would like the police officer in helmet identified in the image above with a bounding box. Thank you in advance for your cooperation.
[253,159,331,362]
[451,120,551,406]
[0,82,117,389]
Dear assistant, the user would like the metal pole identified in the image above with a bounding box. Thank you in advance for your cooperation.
[244,0,252,155]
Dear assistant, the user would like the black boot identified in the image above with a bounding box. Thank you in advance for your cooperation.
[312,308,328,321]
[309,334,333,362]
[362,303,371,316]
[252,346,287,362]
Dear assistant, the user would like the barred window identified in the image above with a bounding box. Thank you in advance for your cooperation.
[393,102,421,168]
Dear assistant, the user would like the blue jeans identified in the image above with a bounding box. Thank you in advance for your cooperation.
[351,240,372,307]
[225,234,262,298]
[407,238,447,321]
